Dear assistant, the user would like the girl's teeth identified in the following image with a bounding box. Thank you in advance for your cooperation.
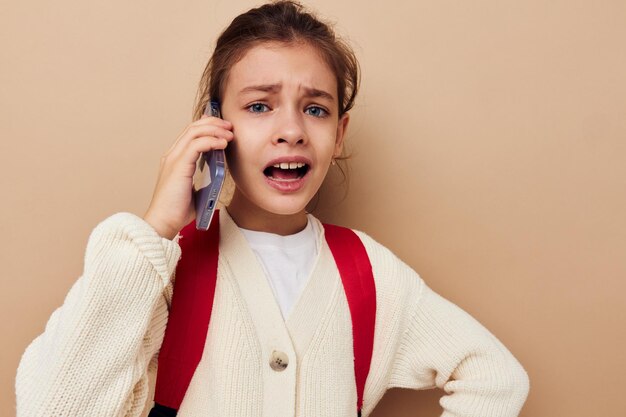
[272,162,306,169]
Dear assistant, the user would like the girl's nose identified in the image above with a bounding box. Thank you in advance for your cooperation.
[272,106,308,146]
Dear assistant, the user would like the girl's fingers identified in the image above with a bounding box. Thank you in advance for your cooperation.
[165,116,231,152]
[188,136,229,155]
[186,122,233,142]
[144,118,233,238]
[191,115,232,129]
[178,127,233,158]
[165,122,233,156]
[164,136,230,171]
[195,114,232,124]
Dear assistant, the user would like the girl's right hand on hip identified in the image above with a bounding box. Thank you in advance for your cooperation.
[142,114,233,240]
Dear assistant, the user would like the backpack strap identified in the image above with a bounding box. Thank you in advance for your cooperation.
[150,215,376,417]
[151,211,220,414]
[323,224,376,416]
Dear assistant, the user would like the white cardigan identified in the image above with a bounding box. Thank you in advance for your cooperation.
[16,209,529,417]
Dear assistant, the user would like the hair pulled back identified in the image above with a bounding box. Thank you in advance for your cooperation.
[193,0,360,120]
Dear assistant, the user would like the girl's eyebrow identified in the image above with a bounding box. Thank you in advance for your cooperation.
[238,83,335,101]
[239,84,281,95]
[304,87,335,102]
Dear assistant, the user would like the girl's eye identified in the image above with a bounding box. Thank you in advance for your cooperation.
[305,106,328,118]
[247,103,270,113]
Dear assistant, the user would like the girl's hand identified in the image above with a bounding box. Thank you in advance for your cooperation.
[143,115,233,239]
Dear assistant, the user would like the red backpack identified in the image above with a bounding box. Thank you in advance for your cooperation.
[149,210,376,417]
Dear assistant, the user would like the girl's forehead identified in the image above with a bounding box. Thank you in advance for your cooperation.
[225,42,337,96]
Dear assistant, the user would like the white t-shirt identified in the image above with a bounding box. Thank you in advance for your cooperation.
[239,214,320,320]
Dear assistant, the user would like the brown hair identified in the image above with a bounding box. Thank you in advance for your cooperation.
[192,0,360,121]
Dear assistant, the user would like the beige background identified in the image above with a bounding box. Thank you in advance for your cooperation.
[2,0,625,416]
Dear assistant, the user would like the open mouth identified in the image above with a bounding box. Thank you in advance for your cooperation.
[263,161,310,181]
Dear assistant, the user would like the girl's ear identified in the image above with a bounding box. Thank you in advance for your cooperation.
[334,112,350,157]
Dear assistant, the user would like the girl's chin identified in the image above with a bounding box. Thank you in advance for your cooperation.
[230,191,310,217]
[258,199,310,217]
[229,175,323,219]
[226,194,311,234]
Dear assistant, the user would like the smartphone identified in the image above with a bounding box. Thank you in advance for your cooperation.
[193,101,226,230]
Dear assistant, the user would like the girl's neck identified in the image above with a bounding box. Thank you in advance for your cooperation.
[226,193,308,236]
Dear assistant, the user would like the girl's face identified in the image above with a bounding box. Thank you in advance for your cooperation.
[221,41,349,232]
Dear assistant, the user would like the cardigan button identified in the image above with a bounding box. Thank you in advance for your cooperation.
[269,350,289,371]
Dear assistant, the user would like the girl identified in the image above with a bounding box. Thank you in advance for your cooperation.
[16,1,529,416]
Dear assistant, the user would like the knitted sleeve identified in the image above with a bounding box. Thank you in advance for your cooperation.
[388,281,530,416]
[15,212,181,417]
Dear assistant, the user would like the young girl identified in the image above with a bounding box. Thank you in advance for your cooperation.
[16,1,529,416]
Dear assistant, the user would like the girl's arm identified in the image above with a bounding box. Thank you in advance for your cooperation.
[388,281,530,417]
[16,212,181,417]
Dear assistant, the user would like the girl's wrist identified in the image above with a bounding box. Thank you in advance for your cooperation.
[142,212,178,240]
